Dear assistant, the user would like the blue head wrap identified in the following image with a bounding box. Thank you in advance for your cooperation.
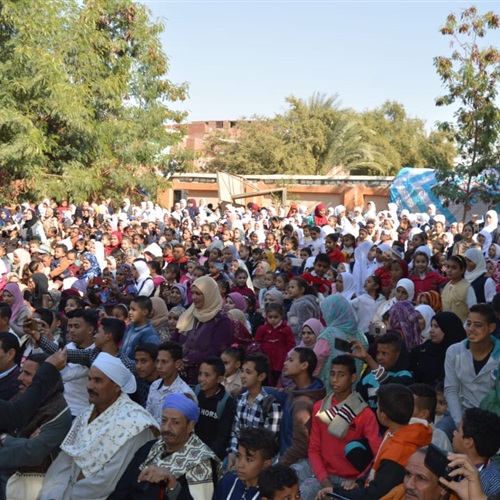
[162,393,200,423]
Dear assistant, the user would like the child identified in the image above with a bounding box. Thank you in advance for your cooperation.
[230,268,256,299]
[409,251,449,298]
[194,356,236,460]
[341,232,356,265]
[325,233,346,264]
[120,296,160,359]
[49,243,71,282]
[255,303,296,386]
[286,277,320,343]
[64,295,85,315]
[221,345,244,397]
[350,276,386,334]
[307,226,325,256]
[434,381,447,425]
[146,340,196,425]
[300,253,332,296]
[275,273,288,293]
[214,428,278,500]
[258,464,300,500]
[111,303,129,323]
[226,353,282,471]
[441,255,477,323]
[258,271,277,307]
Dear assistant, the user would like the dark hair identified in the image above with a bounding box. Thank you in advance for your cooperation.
[462,408,500,459]
[377,384,414,425]
[0,302,12,321]
[448,254,467,272]
[201,355,225,377]
[235,268,248,279]
[164,264,181,281]
[193,265,208,277]
[310,226,320,234]
[275,273,288,284]
[158,341,183,361]
[134,343,159,361]
[289,276,317,297]
[299,247,312,257]
[434,380,444,394]
[413,251,430,264]
[326,233,340,243]
[34,308,54,328]
[331,354,356,375]
[131,296,153,314]
[64,296,85,309]
[0,332,21,364]
[293,347,317,378]
[238,427,278,462]
[377,332,402,352]
[28,260,43,273]
[258,464,298,498]
[55,243,68,254]
[243,352,270,379]
[100,318,126,344]
[409,383,437,422]
[147,260,162,275]
[113,303,129,318]
[468,303,496,325]
[223,345,245,364]
[492,292,500,313]
[26,352,49,365]
[218,280,231,296]
[265,302,283,317]
[66,308,99,330]
[314,253,331,266]
[368,275,382,292]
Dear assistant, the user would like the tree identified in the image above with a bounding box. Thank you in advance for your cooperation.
[432,6,500,221]
[0,0,187,204]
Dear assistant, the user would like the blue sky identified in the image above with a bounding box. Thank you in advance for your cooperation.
[142,1,500,130]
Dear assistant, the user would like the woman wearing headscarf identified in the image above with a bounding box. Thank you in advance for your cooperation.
[9,248,31,279]
[312,204,328,227]
[389,300,422,351]
[410,311,466,386]
[168,283,187,309]
[335,272,357,300]
[483,209,499,243]
[150,297,170,342]
[317,294,368,388]
[415,304,435,341]
[416,290,443,313]
[30,272,49,309]
[172,276,232,384]
[78,252,102,281]
[132,259,155,297]
[352,242,379,296]
[20,208,46,242]
[464,248,496,303]
[2,282,32,336]
[106,231,123,256]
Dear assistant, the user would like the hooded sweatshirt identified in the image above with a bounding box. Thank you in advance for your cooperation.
[287,294,320,341]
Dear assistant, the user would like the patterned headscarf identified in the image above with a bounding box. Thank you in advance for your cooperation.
[80,252,102,280]
[389,300,422,351]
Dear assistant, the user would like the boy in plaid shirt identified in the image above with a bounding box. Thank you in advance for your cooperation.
[226,353,282,472]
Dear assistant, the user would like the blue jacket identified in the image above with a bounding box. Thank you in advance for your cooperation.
[122,321,159,359]
[212,473,261,500]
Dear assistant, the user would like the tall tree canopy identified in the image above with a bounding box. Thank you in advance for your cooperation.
[0,0,187,204]
[432,6,500,220]
[202,94,455,176]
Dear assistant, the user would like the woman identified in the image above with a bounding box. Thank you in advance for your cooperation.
[132,259,155,297]
[9,248,31,279]
[410,311,466,386]
[172,276,232,384]
[78,253,101,281]
[21,208,46,242]
[2,282,32,336]
[106,231,123,256]
[335,272,357,300]
[389,300,422,351]
[150,297,170,342]
[167,283,187,309]
[317,294,368,388]
[464,248,496,303]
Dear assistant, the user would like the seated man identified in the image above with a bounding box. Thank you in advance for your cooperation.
[39,353,159,500]
[109,393,220,499]
[0,353,71,499]
[0,332,21,401]
[323,384,432,499]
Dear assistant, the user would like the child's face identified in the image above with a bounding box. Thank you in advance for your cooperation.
[267,484,301,500]
[413,254,428,274]
[186,261,196,275]
[299,250,309,260]
[435,392,448,417]
[446,260,463,281]
[301,325,316,347]
[363,277,378,294]
[221,352,240,377]
[235,445,270,486]
[198,363,221,394]
[264,274,275,288]
[112,307,128,321]
[325,238,335,252]
[236,273,247,287]
[241,361,264,390]
[287,280,303,299]
[303,227,310,238]
[342,235,354,247]
[266,309,282,328]
[265,234,275,247]
[376,343,399,370]
[310,230,319,241]
[275,276,286,291]
[1,290,14,306]
[313,260,329,277]
[367,247,377,261]
[395,286,409,302]
[129,301,148,324]
[225,297,236,311]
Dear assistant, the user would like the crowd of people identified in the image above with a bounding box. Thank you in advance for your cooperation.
[0,196,499,500]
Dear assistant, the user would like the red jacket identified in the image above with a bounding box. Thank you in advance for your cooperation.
[327,249,346,263]
[254,320,296,372]
[409,271,449,298]
[300,272,332,295]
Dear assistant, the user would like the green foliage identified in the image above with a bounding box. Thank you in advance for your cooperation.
[0,0,187,204]
[432,6,500,220]
[202,95,455,177]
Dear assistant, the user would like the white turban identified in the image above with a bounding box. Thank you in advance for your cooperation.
[92,353,136,394]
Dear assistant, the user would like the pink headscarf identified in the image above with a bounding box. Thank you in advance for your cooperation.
[3,282,25,321]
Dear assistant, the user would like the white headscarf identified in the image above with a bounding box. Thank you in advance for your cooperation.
[396,278,415,301]
[464,248,487,283]
[415,304,435,341]
[338,272,357,300]
[484,210,499,233]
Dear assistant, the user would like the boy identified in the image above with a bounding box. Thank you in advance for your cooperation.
[213,427,277,499]
[330,384,432,499]
[452,408,500,496]
[146,341,196,425]
[49,243,71,282]
[226,353,282,471]
[304,355,380,500]
[438,303,500,440]
[351,333,414,411]
[259,464,301,500]
[325,233,346,264]
[133,343,158,407]
[121,296,159,359]
[194,356,236,460]
[300,253,332,296]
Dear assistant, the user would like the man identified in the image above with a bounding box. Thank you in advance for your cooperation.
[0,332,21,400]
[0,353,71,499]
[109,393,220,499]
[39,353,158,500]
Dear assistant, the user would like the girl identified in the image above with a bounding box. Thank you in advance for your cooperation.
[341,233,356,265]
[416,290,443,313]
[282,236,299,256]
[112,304,129,323]
[452,222,479,256]
[275,273,288,293]
[409,251,449,298]
[415,304,435,341]
[335,272,357,300]
[440,255,477,323]
[464,248,496,303]
[2,282,32,337]
[350,276,386,333]
[352,242,379,296]
[221,346,244,398]
[286,277,320,342]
